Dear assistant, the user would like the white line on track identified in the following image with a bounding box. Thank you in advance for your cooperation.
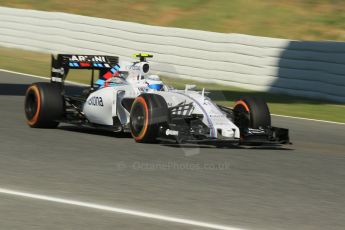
[0,68,88,86]
[0,187,246,230]
[271,113,345,125]
[1,68,344,125]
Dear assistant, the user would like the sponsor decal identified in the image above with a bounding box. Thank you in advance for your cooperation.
[88,96,104,106]
[51,77,62,82]
[247,128,265,134]
[51,67,65,75]
[165,129,179,136]
[126,64,140,71]
[138,87,147,92]
[209,114,225,118]
[70,55,107,62]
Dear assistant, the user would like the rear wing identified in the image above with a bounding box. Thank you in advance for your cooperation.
[51,54,119,83]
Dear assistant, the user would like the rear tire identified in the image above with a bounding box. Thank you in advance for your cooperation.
[130,94,169,143]
[233,96,271,130]
[24,82,64,128]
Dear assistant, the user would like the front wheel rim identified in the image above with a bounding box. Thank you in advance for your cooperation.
[25,87,40,124]
[130,98,149,140]
[234,104,251,129]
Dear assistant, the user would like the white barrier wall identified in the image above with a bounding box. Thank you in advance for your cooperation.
[0,7,344,102]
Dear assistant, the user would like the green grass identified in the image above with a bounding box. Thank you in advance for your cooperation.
[1,0,345,41]
[0,46,344,123]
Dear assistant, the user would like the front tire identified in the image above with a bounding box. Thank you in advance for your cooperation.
[233,96,271,130]
[24,82,64,128]
[129,94,169,143]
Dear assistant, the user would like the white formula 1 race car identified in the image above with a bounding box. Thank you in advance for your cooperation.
[24,53,289,146]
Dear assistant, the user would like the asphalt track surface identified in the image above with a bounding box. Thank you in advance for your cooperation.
[0,71,344,230]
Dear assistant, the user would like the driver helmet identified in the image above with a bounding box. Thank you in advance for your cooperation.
[145,75,164,91]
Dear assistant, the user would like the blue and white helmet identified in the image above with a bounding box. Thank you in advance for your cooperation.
[145,75,164,91]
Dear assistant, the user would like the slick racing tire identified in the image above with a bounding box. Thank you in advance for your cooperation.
[233,96,271,130]
[24,82,64,128]
[130,94,169,143]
